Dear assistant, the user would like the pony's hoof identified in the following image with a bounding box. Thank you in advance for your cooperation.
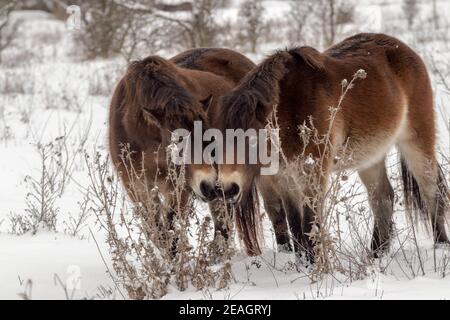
[370,246,389,259]
[435,241,450,249]
[370,238,390,259]
[295,251,314,268]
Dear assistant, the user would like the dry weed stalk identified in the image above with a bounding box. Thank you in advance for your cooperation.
[86,148,234,299]
[267,70,369,280]
[265,67,450,287]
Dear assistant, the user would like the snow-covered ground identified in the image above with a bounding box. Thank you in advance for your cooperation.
[1,0,450,300]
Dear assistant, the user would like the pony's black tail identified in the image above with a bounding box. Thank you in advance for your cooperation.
[400,157,426,223]
[400,157,449,230]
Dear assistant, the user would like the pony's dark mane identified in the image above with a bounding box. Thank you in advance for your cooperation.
[219,47,324,256]
[123,56,206,131]
[222,47,323,130]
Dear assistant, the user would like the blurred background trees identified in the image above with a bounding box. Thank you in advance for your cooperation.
[1,0,448,63]
[0,0,21,64]
[238,0,265,53]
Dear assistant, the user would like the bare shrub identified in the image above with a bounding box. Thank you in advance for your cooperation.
[263,67,450,286]
[87,151,234,299]
[42,85,85,112]
[21,142,61,234]
[237,0,265,53]
[152,0,226,48]
[63,195,90,238]
[266,70,369,279]
[0,99,13,142]
[18,278,33,300]
[72,1,191,60]
[9,212,32,235]
[0,0,21,64]
[15,0,69,20]
[9,125,90,235]
[0,70,35,95]
[120,17,177,62]
[110,0,229,51]
[73,1,137,60]
[88,64,123,96]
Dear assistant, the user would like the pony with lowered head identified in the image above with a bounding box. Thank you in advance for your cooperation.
[108,48,255,254]
[211,33,450,261]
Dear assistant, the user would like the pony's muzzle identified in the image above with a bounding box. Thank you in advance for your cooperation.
[222,183,241,203]
[199,180,218,201]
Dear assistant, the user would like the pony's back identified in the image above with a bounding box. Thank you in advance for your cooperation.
[171,48,256,85]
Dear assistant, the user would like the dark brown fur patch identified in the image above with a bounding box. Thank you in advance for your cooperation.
[221,51,291,130]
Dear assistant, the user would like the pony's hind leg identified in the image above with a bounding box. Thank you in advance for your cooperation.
[358,159,394,256]
[398,141,449,244]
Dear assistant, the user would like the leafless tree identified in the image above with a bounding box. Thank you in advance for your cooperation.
[238,0,265,53]
[110,0,227,54]
[288,0,313,44]
[72,0,139,59]
[287,0,354,48]
[432,0,439,30]
[318,0,354,47]
[403,0,418,30]
[120,12,179,62]
[183,0,226,48]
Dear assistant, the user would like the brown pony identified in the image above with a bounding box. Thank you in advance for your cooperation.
[211,33,449,260]
[108,48,255,251]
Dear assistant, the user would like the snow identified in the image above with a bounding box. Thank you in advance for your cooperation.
[1,1,450,300]
[0,233,112,300]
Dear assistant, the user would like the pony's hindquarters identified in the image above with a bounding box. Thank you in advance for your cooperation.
[395,66,449,243]
[378,35,450,243]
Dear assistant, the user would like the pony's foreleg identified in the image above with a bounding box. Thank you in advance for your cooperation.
[258,177,292,252]
[209,199,234,242]
[358,159,395,257]
[164,189,192,257]
[281,197,308,258]
[283,155,331,263]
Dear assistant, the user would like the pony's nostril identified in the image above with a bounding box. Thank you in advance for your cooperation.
[200,181,216,200]
[224,183,240,200]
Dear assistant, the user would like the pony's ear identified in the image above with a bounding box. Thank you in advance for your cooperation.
[199,94,214,111]
[142,107,165,128]
[254,100,272,124]
[225,92,274,129]
[290,47,325,70]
